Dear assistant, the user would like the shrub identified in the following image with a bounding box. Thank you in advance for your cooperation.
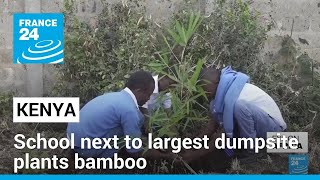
[54,0,320,173]
[54,0,158,105]
[147,0,269,137]
[0,93,13,119]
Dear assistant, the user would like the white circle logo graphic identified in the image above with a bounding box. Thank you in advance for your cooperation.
[17,40,63,64]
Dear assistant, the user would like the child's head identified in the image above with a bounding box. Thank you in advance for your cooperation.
[199,67,221,100]
[126,70,155,106]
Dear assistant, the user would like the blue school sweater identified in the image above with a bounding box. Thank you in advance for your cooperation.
[67,90,144,157]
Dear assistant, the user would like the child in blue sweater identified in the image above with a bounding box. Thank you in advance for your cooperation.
[67,70,174,160]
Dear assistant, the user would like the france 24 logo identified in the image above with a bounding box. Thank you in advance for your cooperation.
[288,154,308,174]
[13,13,64,64]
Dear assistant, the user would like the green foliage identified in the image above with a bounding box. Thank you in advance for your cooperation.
[250,61,320,128]
[54,1,157,104]
[146,0,269,137]
[187,0,267,71]
[55,0,319,143]
[149,61,208,138]
[0,93,13,118]
[54,0,270,137]
[147,12,207,138]
[279,35,297,60]
[168,12,202,47]
[249,35,320,137]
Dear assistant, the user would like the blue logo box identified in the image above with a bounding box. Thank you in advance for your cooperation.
[13,13,64,64]
[288,154,308,174]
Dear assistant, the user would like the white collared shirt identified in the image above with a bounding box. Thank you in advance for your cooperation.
[123,87,139,109]
[142,75,172,110]
[238,83,287,129]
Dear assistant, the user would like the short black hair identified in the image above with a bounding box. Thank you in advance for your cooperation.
[199,66,221,83]
[126,70,154,90]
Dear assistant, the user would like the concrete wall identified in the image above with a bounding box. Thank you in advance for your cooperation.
[250,0,320,63]
[0,0,26,95]
[0,0,319,96]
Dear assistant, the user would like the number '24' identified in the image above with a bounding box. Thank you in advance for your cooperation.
[19,28,39,40]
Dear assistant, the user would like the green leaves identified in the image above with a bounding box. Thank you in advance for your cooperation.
[168,12,202,47]
[146,11,209,139]
[56,3,156,104]
[0,93,13,118]
[189,59,204,91]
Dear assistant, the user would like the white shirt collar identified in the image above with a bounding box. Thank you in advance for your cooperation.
[153,75,159,94]
[123,87,139,108]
